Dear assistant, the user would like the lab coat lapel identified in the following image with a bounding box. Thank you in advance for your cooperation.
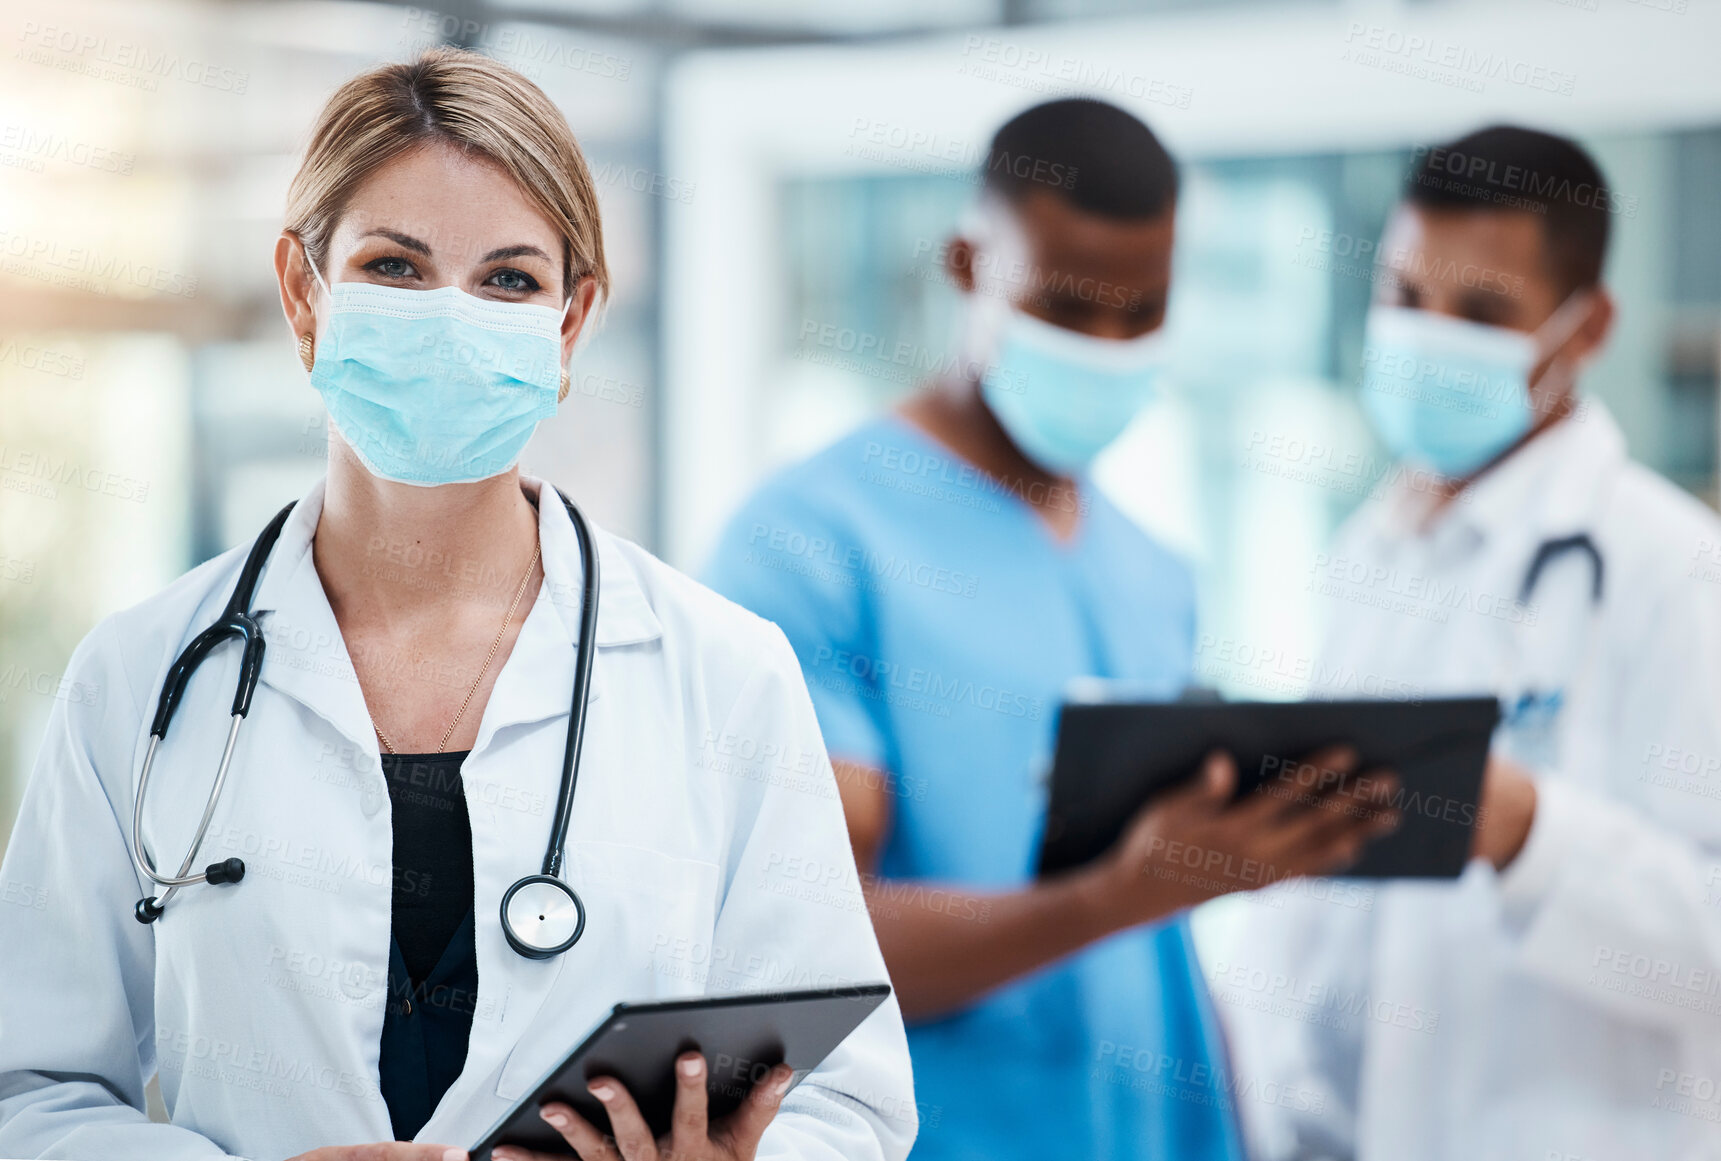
[1521,398,1625,538]
[247,475,664,753]
[1440,398,1626,561]
[525,474,663,650]
[466,476,667,746]
[1364,399,1628,598]
[436,653,624,1142]
[250,478,382,756]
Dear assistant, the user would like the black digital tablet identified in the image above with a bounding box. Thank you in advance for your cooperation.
[469,984,892,1159]
[1036,695,1500,880]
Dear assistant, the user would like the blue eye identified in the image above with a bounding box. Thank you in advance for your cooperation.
[367,257,416,279]
[490,268,539,294]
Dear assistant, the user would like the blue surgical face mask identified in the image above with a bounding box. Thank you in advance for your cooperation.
[1359,295,1589,479]
[305,256,569,486]
[978,307,1167,476]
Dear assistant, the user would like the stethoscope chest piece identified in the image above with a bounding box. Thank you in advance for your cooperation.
[501,875,586,959]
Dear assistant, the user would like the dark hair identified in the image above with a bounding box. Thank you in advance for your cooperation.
[1404,125,1612,296]
[982,97,1178,220]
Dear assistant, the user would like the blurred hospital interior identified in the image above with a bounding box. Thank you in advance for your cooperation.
[2,0,1720,860]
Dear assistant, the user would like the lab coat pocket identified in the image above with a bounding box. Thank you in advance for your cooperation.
[495,841,721,1101]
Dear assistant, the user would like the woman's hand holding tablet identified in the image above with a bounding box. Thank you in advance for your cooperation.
[470,986,890,1161]
[289,1147,473,1160]
[494,1052,794,1161]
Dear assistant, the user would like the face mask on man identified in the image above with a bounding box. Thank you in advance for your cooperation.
[978,306,1168,477]
[1359,292,1592,479]
[304,254,570,486]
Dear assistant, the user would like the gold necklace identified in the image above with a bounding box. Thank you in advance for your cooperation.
[374,542,542,755]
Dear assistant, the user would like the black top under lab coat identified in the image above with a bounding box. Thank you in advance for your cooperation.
[377,749,479,1141]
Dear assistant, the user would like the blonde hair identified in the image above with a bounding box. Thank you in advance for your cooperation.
[285,47,608,307]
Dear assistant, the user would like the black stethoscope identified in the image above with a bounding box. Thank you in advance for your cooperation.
[1518,532,1604,608]
[130,488,600,961]
[1501,532,1604,735]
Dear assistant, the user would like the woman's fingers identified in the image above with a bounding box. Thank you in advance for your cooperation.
[491,1148,597,1161]
[717,1064,795,1156]
[490,1102,616,1161]
[588,1078,656,1161]
[669,1052,710,1158]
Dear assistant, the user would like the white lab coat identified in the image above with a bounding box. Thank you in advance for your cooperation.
[0,474,917,1161]
[1211,402,1721,1161]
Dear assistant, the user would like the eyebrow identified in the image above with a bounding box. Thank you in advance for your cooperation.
[1458,289,1515,319]
[480,244,552,264]
[357,230,551,266]
[360,228,431,256]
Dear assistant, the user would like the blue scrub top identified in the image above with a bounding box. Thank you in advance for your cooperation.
[702,415,1244,1161]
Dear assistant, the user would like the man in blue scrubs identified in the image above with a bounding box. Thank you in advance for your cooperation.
[704,99,1392,1161]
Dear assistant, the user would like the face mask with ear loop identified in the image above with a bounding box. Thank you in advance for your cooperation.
[955,202,1170,477]
[1359,290,1597,479]
[302,252,574,486]
[978,307,1168,476]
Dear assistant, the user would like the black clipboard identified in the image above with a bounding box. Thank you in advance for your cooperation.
[1036,696,1500,880]
[469,984,892,1159]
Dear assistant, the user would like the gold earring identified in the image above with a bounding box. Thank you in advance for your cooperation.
[297,333,315,373]
[559,368,570,403]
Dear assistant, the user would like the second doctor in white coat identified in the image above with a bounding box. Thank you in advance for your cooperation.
[0,49,915,1161]
[1215,127,1721,1160]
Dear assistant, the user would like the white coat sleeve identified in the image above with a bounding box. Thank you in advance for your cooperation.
[0,618,249,1160]
[704,624,918,1161]
[1497,565,1721,1035]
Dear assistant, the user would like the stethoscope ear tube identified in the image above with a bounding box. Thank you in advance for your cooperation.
[1518,533,1604,607]
[151,616,267,735]
[133,502,296,923]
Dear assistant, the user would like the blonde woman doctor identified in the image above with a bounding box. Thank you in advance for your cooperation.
[0,49,914,1161]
